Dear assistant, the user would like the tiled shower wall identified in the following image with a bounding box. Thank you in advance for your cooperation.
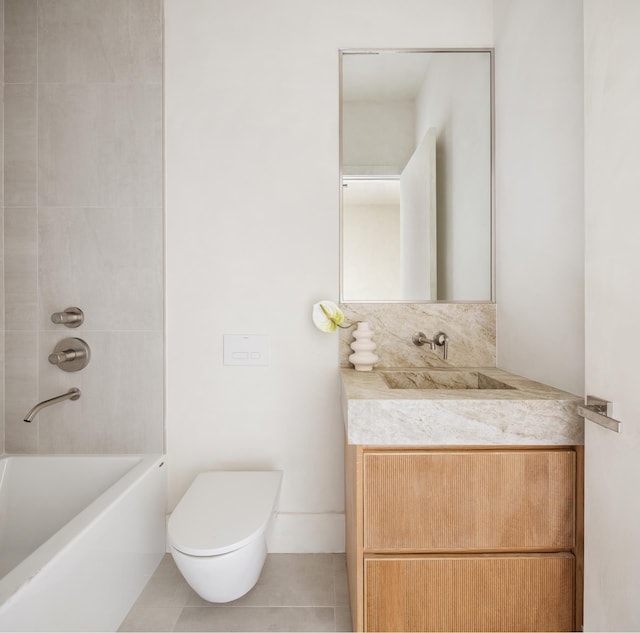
[0,1,4,454]
[3,0,164,453]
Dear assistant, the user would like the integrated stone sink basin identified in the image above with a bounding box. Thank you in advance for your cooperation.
[340,366,584,446]
[381,369,515,391]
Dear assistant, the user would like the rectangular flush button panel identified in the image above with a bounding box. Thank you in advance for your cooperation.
[223,335,270,366]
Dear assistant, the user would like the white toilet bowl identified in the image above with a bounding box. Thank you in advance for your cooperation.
[167,470,282,603]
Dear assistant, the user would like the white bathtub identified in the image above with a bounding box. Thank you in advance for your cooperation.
[0,454,167,632]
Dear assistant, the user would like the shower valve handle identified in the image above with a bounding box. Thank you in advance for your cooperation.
[51,307,84,328]
[49,349,86,365]
[48,338,91,372]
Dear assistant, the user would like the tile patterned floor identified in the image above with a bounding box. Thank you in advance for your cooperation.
[118,554,352,632]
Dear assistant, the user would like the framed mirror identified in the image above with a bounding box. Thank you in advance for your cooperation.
[340,49,494,303]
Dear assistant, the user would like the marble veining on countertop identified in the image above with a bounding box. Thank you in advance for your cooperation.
[341,367,584,446]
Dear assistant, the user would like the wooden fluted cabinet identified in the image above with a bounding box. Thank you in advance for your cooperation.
[345,443,584,632]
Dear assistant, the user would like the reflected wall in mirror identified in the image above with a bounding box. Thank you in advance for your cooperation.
[340,49,493,302]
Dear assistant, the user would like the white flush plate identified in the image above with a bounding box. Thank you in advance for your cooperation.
[223,335,270,366]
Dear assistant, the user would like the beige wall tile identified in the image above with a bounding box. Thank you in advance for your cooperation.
[4,84,37,207]
[38,0,162,84]
[38,207,163,331]
[4,0,37,83]
[3,0,164,456]
[0,207,4,331]
[0,333,4,455]
[0,0,4,207]
[38,331,164,453]
[38,84,162,208]
[1,0,5,454]
[4,332,39,453]
[4,208,38,331]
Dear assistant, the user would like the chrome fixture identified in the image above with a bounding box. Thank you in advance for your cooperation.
[51,307,84,328]
[49,337,91,372]
[412,331,449,360]
[412,332,436,350]
[578,395,622,433]
[23,388,80,423]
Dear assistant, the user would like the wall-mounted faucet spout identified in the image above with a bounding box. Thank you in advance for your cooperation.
[23,388,81,423]
[412,331,450,360]
[412,332,436,350]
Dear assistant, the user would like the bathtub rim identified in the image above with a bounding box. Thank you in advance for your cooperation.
[0,453,166,611]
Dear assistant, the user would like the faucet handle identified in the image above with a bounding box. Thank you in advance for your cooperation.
[49,337,91,372]
[51,307,84,328]
[49,349,86,365]
[412,331,449,360]
[433,331,449,360]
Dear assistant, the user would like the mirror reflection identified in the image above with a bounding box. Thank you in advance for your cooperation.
[340,49,493,302]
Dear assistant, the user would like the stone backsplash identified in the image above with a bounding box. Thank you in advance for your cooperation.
[339,303,496,368]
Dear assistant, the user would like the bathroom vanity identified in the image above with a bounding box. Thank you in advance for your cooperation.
[341,368,584,632]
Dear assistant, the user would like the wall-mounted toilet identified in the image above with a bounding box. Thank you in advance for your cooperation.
[167,470,283,603]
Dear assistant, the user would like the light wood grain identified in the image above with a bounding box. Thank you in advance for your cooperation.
[345,441,363,631]
[363,450,575,551]
[574,445,584,631]
[364,554,575,632]
[345,444,582,632]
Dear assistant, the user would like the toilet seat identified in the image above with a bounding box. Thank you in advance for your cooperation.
[168,471,282,556]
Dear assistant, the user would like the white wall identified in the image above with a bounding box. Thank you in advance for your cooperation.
[343,202,400,300]
[494,0,584,396]
[165,0,492,551]
[583,1,640,629]
[342,100,415,176]
[400,128,437,300]
[415,52,492,300]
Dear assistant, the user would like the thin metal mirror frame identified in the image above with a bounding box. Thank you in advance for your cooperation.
[338,47,496,304]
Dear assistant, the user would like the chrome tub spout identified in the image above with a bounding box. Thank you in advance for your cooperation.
[23,388,81,423]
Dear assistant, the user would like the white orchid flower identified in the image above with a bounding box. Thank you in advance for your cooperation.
[312,300,351,333]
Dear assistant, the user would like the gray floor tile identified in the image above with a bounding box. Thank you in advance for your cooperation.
[333,555,350,607]
[118,606,182,632]
[152,553,183,579]
[121,553,352,632]
[134,562,197,608]
[335,606,354,632]
[174,606,336,632]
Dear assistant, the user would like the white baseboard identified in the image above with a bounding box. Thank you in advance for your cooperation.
[266,512,345,553]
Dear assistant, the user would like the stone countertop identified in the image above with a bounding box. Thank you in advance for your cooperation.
[341,367,584,446]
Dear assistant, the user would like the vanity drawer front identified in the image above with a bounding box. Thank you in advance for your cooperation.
[364,553,575,632]
[363,450,575,551]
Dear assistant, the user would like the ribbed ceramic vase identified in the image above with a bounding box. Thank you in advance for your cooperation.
[349,321,379,371]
